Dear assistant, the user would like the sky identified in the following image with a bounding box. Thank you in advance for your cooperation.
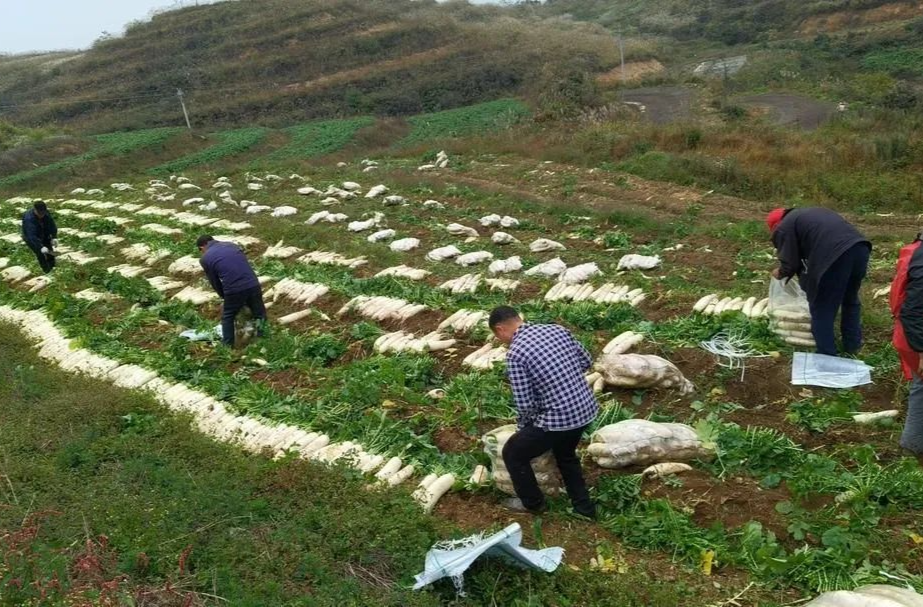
[1,0,503,55]
[1,0,220,54]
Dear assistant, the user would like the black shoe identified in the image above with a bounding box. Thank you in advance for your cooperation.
[502,497,547,514]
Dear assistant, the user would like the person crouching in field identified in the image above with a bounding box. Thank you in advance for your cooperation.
[21,200,58,274]
[767,207,871,356]
[489,306,597,519]
[889,233,923,462]
[197,235,267,347]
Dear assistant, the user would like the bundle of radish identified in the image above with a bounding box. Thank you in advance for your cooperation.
[422,200,444,209]
[365,184,388,198]
[146,276,185,292]
[692,294,770,318]
[617,254,661,271]
[438,309,488,333]
[57,251,103,266]
[804,585,923,607]
[306,210,348,225]
[486,278,520,292]
[483,425,561,495]
[299,251,367,269]
[544,283,645,306]
[491,232,519,245]
[768,278,815,348]
[559,263,601,285]
[412,473,457,514]
[297,186,321,196]
[426,245,462,262]
[439,273,482,294]
[594,352,694,394]
[347,213,385,232]
[210,219,252,232]
[263,241,301,260]
[525,257,567,278]
[479,214,502,226]
[271,206,298,218]
[264,278,329,305]
[140,223,183,235]
[367,229,396,243]
[138,206,176,217]
[446,223,479,238]
[75,289,116,302]
[107,264,149,278]
[373,331,456,354]
[375,265,431,281]
[456,251,494,266]
[463,343,508,370]
[602,331,645,355]
[172,286,219,305]
[168,255,204,275]
[338,295,427,321]
[174,211,218,227]
[390,238,420,252]
[488,256,522,274]
[588,420,711,468]
[529,238,566,252]
[213,234,261,249]
[23,276,52,293]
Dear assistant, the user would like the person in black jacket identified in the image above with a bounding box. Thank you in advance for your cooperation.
[767,207,871,356]
[894,237,923,459]
[197,235,266,347]
[21,200,58,274]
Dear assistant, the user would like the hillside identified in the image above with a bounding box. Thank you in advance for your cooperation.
[0,0,615,133]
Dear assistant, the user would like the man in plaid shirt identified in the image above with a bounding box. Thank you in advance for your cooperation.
[489,306,598,518]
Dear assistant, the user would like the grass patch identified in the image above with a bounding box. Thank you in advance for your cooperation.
[261,116,375,162]
[402,99,531,145]
[150,127,270,175]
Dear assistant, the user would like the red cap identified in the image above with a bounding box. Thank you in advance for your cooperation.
[766,208,785,232]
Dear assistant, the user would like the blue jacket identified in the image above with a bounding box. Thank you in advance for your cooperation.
[21,210,57,251]
[199,241,260,298]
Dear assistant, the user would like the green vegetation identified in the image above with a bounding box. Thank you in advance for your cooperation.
[402,99,531,145]
[263,116,375,162]
[150,127,269,175]
[0,127,183,188]
[862,48,923,77]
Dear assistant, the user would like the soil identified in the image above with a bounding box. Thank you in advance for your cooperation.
[432,426,478,454]
[621,86,694,125]
[738,93,835,131]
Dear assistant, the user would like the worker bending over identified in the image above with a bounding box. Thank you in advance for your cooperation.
[889,232,923,462]
[489,306,597,519]
[768,207,871,356]
[197,235,267,347]
[21,200,58,274]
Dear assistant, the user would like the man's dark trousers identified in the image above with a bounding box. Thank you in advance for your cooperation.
[221,286,266,346]
[808,242,870,356]
[502,424,595,517]
[31,245,55,273]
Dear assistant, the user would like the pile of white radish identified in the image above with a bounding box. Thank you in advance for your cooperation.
[617,254,661,271]
[22,276,52,292]
[692,294,769,318]
[485,278,520,292]
[375,265,431,281]
[456,251,493,266]
[167,255,203,275]
[390,238,420,252]
[588,420,712,469]
[594,351,694,394]
[767,278,815,348]
[75,289,116,302]
[488,256,522,274]
[213,234,261,248]
[146,276,185,292]
[525,257,567,277]
[438,309,488,333]
[347,213,385,232]
[172,286,219,305]
[140,223,183,236]
[483,425,560,495]
[480,214,520,228]
[263,240,302,259]
[307,210,348,225]
[299,251,367,269]
[122,243,171,265]
[107,264,149,278]
[367,229,395,243]
[529,238,566,252]
[446,223,479,238]
[0,306,452,513]
[491,232,518,245]
[373,331,456,354]
[426,245,462,262]
[804,585,923,607]
[264,278,330,305]
[558,263,601,285]
[338,295,427,321]
[365,184,388,198]
[439,273,482,294]
[57,251,103,266]
[271,206,298,217]
[545,283,645,306]
[463,343,507,370]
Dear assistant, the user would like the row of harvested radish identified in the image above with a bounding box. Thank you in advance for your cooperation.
[545,282,646,306]
[299,250,367,269]
[264,278,330,305]
[373,331,456,354]
[0,305,455,514]
[692,294,770,318]
[463,343,508,370]
[338,295,427,321]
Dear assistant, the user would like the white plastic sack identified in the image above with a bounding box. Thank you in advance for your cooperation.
[412,523,562,593]
[791,353,872,389]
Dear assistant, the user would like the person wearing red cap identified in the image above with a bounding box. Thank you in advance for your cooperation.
[768,207,871,356]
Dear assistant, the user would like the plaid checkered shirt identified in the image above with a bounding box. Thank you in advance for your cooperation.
[506,323,599,431]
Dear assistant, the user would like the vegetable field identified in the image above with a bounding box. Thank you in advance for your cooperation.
[1,151,921,605]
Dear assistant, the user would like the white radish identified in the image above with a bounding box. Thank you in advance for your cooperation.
[852,410,899,424]
[642,462,693,478]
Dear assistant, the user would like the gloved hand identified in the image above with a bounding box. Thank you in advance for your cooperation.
[40,246,50,255]
[51,239,58,247]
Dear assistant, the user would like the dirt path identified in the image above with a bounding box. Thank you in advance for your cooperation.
[738,93,835,131]
[621,86,694,124]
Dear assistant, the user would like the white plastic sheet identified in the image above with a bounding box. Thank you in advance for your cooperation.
[791,352,872,388]
[413,523,562,594]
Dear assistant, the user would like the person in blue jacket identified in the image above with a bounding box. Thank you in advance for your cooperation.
[197,235,267,347]
[21,200,58,274]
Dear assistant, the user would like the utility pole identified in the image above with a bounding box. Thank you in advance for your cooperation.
[177,89,192,130]
[618,31,625,82]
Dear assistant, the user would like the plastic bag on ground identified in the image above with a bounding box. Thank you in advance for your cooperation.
[412,523,563,594]
[180,325,222,341]
[791,352,872,388]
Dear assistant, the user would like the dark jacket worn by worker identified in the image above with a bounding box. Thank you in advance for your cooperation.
[199,241,259,299]
[771,207,870,298]
[21,210,57,251]
[898,241,923,367]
